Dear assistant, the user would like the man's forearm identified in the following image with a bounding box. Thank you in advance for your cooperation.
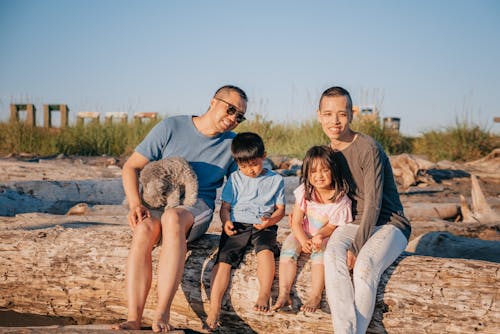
[122,166,142,208]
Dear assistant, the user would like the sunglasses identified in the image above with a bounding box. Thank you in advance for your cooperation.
[214,97,246,123]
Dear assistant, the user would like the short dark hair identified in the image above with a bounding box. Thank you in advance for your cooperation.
[214,85,248,102]
[301,145,350,202]
[319,86,352,111]
[231,132,265,163]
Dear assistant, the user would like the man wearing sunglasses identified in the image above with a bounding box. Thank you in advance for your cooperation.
[113,85,247,332]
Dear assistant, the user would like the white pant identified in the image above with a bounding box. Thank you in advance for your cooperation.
[324,224,407,334]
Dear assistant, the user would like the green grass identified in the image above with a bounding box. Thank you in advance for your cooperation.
[0,115,497,162]
[351,117,414,155]
[0,120,159,157]
[412,119,498,162]
[236,114,329,158]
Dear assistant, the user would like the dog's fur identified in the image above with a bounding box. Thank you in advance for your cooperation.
[139,157,198,210]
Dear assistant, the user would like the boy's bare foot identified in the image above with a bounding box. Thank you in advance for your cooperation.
[152,319,173,333]
[300,295,322,313]
[204,308,221,332]
[270,295,292,312]
[253,295,271,312]
[111,320,141,330]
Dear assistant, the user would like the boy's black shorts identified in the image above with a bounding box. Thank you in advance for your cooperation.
[215,222,278,269]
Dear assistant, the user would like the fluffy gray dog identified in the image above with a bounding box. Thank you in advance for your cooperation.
[139,157,198,210]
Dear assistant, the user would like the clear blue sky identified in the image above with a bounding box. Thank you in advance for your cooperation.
[1,0,499,136]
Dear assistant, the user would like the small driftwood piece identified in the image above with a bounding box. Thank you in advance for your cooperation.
[404,202,459,221]
[1,218,499,333]
[461,175,500,223]
[407,173,499,241]
[390,154,436,189]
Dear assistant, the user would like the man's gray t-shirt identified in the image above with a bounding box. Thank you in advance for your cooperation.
[135,115,237,210]
[221,169,285,225]
[339,133,411,256]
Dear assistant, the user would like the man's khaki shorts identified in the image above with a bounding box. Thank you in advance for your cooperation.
[150,198,213,243]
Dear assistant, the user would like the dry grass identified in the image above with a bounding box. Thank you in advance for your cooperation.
[1,115,497,162]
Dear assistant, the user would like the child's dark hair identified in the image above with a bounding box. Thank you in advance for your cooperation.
[231,132,265,163]
[300,145,350,202]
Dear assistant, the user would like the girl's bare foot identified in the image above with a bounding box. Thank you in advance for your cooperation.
[111,320,141,330]
[300,294,322,313]
[270,295,292,312]
[253,294,271,312]
[152,319,173,333]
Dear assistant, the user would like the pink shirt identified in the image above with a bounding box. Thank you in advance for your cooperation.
[294,184,353,236]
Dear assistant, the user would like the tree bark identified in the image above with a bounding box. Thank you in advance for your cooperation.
[1,216,499,333]
[406,231,500,262]
[410,220,500,241]
[404,202,459,221]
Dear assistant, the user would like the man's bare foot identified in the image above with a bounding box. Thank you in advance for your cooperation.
[111,320,141,330]
[253,295,271,312]
[300,294,322,313]
[152,319,174,333]
[270,295,292,312]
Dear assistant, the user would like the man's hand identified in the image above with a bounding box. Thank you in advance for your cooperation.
[128,204,151,229]
[223,220,237,236]
[347,250,357,271]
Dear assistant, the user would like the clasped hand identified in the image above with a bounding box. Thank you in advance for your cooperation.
[224,216,273,236]
[301,235,322,254]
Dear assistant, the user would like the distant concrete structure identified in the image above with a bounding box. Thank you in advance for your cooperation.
[383,117,401,132]
[105,112,128,125]
[353,105,379,122]
[43,104,69,128]
[10,104,36,127]
[134,112,158,124]
[76,112,100,126]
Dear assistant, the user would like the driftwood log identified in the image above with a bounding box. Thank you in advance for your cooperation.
[461,175,500,223]
[1,215,499,334]
[407,231,500,262]
[405,172,500,242]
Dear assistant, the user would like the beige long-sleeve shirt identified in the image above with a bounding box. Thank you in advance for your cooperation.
[338,133,411,256]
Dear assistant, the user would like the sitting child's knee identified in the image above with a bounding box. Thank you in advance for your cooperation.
[257,248,274,256]
[279,256,297,264]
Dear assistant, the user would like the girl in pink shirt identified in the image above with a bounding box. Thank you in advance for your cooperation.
[271,145,352,313]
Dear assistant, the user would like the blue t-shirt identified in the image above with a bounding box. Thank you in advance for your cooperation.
[221,169,285,225]
[136,115,238,210]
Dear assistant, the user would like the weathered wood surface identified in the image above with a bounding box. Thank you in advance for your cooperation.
[461,175,500,223]
[404,202,459,221]
[0,324,176,334]
[410,220,500,241]
[0,180,125,216]
[407,231,500,262]
[1,215,499,333]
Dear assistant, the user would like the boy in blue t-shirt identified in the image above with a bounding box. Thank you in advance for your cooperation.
[205,132,286,331]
